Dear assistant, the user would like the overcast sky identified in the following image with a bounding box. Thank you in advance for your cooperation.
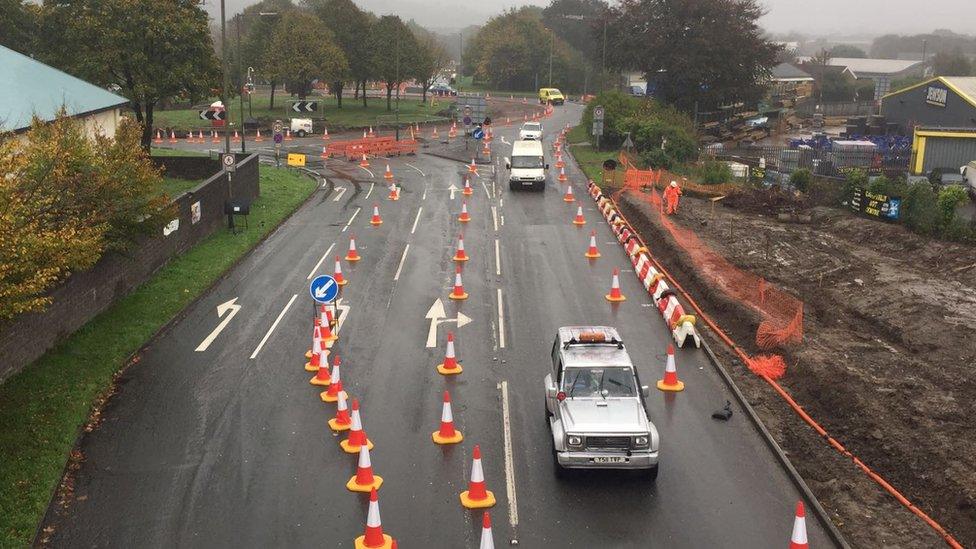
[211,0,973,37]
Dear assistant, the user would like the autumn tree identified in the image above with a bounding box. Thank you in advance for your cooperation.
[368,15,419,111]
[35,0,221,149]
[306,0,373,108]
[262,11,348,100]
[236,0,296,110]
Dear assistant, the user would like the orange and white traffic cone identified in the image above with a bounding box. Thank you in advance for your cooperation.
[449,267,468,301]
[555,152,565,169]
[321,355,343,403]
[468,159,478,174]
[211,130,220,144]
[573,205,586,226]
[310,350,332,386]
[285,129,293,141]
[480,512,495,549]
[657,344,685,391]
[482,142,490,156]
[347,444,383,492]
[329,389,352,431]
[585,230,601,259]
[463,177,473,196]
[168,130,177,143]
[432,390,464,444]
[558,166,568,183]
[340,398,374,454]
[322,127,330,140]
[453,234,469,262]
[605,268,627,302]
[232,130,241,143]
[789,501,808,549]
[255,129,264,142]
[354,488,394,549]
[363,130,368,140]
[368,126,375,138]
[384,164,394,180]
[458,202,471,223]
[387,183,399,201]
[334,256,348,286]
[360,154,370,168]
[154,130,163,144]
[436,331,462,375]
[305,325,323,370]
[346,235,361,262]
[197,130,205,142]
[370,204,383,226]
[432,126,439,139]
[460,444,496,509]
[185,131,194,143]
[563,185,575,203]
[321,308,338,344]
[321,146,329,159]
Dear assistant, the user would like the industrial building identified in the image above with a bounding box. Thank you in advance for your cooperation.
[881,76,976,133]
[910,127,976,175]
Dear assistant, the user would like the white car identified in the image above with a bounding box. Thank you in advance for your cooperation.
[519,122,543,140]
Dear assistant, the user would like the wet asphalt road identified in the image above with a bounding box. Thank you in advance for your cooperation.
[43,104,836,548]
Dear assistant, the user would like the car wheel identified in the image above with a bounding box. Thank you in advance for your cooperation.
[510,181,519,191]
[551,443,568,479]
[535,181,546,192]
[297,130,307,137]
[645,464,659,481]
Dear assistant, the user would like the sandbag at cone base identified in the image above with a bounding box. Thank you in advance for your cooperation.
[329,390,352,431]
[347,445,384,492]
[432,391,464,444]
[340,398,375,454]
[309,350,332,386]
[605,268,627,302]
[436,331,463,375]
[354,488,395,549]
[657,344,685,391]
[460,445,496,509]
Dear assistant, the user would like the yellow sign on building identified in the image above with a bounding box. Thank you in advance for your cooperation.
[287,153,306,167]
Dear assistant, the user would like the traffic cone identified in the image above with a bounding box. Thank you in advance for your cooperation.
[321,355,343,403]
[370,204,383,226]
[285,129,293,141]
[211,130,220,144]
[321,307,338,344]
[185,131,193,143]
[585,230,601,258]
[340,398,374,453]
[468,159,478,174]
[310,350,332,386]
[387,183,399,201]
[789,501,809,549]
[605,268,627,302]
[480,512,495,549]
[368,126,375,138]
[555,152,565,169]
[482,141,490,156]
[360,154,370,168]
[232,130,241,142]
[432,126,439,139]
[255,129,264,142]
[453,234,469,262]
[460,444,496,509]
[321,146,329,159]
[458,202,471,223]
[354,488,394,549]
[432,390,463,444]
[346,236,361,262]
[384,164,394,180]
[449,267,468,301]
[197,130,205,142]
[656,344,685,391]
[558,166,568,182]
[334,256,348,286]
[463,177,473,196]
[347,444,383,492]
[436,331,462,375]
[304,325,322,370]
[329,389,352,431]
[363,130,368,140]
[154,130,163,144]
[322,127,330,140]
[573,205,586,225]
[563,185,575,203]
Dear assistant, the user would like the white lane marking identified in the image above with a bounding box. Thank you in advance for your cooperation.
[500,380,519,528]
[422,185,427,200]
[501,136,511,145]
[250,294,298,359]
[495,239,501,276]
[501,215,505,226]
[364,182,374,200]
[405,162,426,176]
[448,184,458,200]
[492,206,499,232]
[358,165,374,178]
[497,288,506,349]
[481,180,491,199]
[305,243,336,280]
[500,198,504,208]
[195,298,241,352]
[342,207,361,232]
[333,186,347,202]
[321,178,328,188]
[411,207,423,234]
[394,244,410,281]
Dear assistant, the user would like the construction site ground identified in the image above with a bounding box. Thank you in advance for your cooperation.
[617,188,976,548]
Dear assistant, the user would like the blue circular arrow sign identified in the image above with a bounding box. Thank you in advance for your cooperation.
[472,127,484,140]
[309,274,339,303]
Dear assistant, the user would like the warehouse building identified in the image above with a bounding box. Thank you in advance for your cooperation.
[910,127,976,175]
[881,76,976,133]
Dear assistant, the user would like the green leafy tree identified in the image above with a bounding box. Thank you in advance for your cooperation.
[790,168,812,192]
[541,0,607,60]
[829,44,866,58]
[306,0,373,108]
[412,30,451,103]
[932,50,974,76]
[936,185,969,229]
[235,0,296,110]
[0,0,37,54]
[262,11,348,100]
[605,0,780,112]
[368,15,419,111]
[36,0,221,149]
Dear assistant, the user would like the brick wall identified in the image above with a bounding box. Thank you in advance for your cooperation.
[0,154,260,382]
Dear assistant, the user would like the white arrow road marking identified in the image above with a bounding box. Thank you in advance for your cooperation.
[314,279,336,299]
[195,297,242,352]
[424,298,473,348]
[342,207,360,232]
[332,186,347,202]
[499,380,519,530]
[501,136,511,145]
[481,180,492,199]
[448,183,458,200]
[306,243,335,280]
[250,294,298,359]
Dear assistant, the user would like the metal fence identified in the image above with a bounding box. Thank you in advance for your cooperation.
[795,99,879,118]
[704,145,911,179]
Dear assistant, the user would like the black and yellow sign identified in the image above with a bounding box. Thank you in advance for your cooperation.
[851,187,901,220]
[287,153,306,167]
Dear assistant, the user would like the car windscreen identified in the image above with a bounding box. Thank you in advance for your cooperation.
[562,367,636,397]
[522,123,541,131]
[511,156,544,169]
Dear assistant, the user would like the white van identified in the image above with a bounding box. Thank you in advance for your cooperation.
[290,118,313,137]
[506,140,548,191]
[962,161,976,199]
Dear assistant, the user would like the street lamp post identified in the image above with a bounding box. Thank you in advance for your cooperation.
[234,11,278,154]
[559,13,610,93]
[548,30,554,87]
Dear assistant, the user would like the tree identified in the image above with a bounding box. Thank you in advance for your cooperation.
[412,30,451,103]
[368,15,419,111]
[36,0,221,149]
[236,0,296,110]
[818,70,856,102]
[262,12,348,100]
[306,0,372,109]
[829,44,866,58]
[541,0,608,60]
[605,0,781,112]
[932,50,974,76]
[0,0,36,55]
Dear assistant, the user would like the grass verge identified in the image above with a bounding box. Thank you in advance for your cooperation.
[567,140,622,188]
[0,167,316,547]
[150,147,208,158]
[161,177,201,198]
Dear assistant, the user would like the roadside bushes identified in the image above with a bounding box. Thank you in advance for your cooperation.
[789,168,812,192]
[698,161,733,185]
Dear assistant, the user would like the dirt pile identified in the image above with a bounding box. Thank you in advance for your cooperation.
[619,189,976,548]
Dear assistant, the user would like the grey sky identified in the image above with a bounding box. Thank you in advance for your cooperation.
[211,0,973,36]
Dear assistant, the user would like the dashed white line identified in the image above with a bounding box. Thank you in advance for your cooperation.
[422,186,427,200]
[405,162,426,177]
[492,206,499,232]
[250,294,298,359]
[364,182,374,200]
[499,380,519,529]
[497,288,506,349]
[411,207,423,234]
[481,180,492,199]
[358,165,374,178]
[500,215,505,226]
[305,243,336,280]
[495,239,501,276]
[393,244,410,281]
[342,208,361,232]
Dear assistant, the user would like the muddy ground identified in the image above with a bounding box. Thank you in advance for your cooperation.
[618,189,976,548]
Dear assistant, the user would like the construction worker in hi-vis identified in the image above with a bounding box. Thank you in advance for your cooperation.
[664,180,682,215]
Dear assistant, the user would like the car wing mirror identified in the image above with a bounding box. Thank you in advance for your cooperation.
[504,157,511,169]
[545,163,550,170]
[641,385,650,397]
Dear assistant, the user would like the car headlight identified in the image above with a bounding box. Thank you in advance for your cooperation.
[633,435,649,448]
[566,435,583,447]
[536,175,545,181]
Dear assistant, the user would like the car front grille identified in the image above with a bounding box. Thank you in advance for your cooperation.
[585,436,630,450]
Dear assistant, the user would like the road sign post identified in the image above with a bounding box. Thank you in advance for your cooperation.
[593,105,605,149]
[273,120,283,167]
[291,100,318,113]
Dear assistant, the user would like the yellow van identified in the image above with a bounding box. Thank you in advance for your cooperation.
[539,88,565,105]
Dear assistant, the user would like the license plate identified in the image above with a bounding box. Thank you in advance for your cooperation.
[522,181,535,186]
[593,456,627,464]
